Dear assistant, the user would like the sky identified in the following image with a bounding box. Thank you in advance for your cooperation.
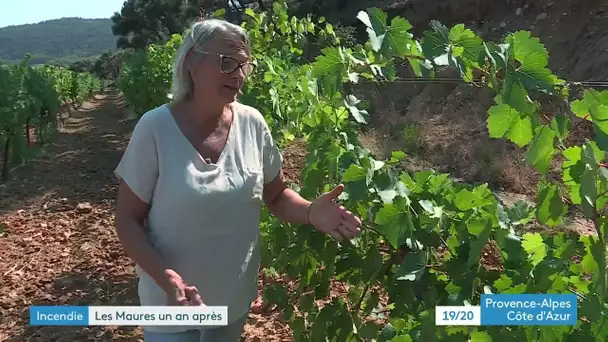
[0,0,127,28]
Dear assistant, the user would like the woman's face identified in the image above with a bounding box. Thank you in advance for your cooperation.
[189,34,253,105]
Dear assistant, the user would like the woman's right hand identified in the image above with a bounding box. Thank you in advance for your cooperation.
[164,269,203,306]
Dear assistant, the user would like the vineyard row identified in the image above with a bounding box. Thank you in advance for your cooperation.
[0,54,104,181]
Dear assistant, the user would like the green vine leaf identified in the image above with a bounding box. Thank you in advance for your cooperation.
[521,233,547,266]
[374,196,414,249]
[421,20,483,81]
[395,252,427,281]
[356,7,415,58]
[470,331,493,342]
[535,183,567,227]
[487,103,533,147]
[525,125,557,174]
[344,94,369,123]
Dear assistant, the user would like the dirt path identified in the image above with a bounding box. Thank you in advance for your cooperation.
[0,89,291,341]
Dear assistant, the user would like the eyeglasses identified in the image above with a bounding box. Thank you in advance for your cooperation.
[194,50,256,77]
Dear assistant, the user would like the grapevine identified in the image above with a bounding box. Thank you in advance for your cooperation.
[0,54,103,181]
[115,35,183,117]
[116,2,608,340]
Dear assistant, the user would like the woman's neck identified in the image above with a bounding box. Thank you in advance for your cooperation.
[178,97,230,130]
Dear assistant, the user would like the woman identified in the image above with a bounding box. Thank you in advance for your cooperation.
[113,18,362,342]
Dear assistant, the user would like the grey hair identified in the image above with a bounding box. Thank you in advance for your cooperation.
[170,19,250,103]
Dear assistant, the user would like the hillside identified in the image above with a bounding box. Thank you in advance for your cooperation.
[0,18,116,65]
[351,0,607,197]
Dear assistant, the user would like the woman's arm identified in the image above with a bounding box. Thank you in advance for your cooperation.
[263,169,361,241]
[258,117,360,240]
[262,169,311,225]
[114,180,176,293]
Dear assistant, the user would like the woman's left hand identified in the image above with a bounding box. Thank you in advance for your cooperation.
[308,184,362,241]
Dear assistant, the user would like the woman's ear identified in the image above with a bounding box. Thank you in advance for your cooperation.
[183,53,193,72]
[183,50,199,72]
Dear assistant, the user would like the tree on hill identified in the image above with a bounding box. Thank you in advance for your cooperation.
[92,50,131,81]
[110,0,256,49]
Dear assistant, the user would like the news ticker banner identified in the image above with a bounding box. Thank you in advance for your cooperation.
[30,294,577,327]
[30,305,228,326]
[436,294,577,326]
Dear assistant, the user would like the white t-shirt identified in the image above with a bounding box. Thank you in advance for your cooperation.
[114,101,282,333]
